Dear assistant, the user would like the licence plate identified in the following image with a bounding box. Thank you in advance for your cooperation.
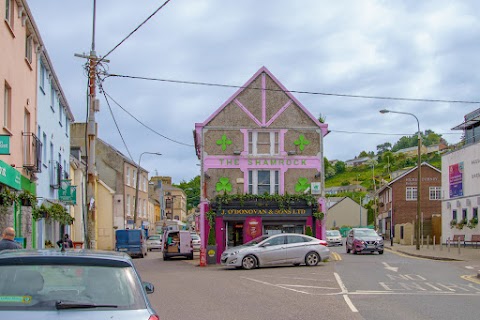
[118,248,128,251]
[366,244,375,249]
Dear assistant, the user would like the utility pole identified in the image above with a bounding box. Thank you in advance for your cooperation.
[74,0,106,249]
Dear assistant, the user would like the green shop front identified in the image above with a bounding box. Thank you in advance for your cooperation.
[0,159,36,248]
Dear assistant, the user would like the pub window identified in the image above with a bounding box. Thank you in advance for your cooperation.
[452,209,457,221]
[473,207,478,219]
[406,187,417,201]
[462,209,467,222]
[248,170,279,195]
[248,131,279,155]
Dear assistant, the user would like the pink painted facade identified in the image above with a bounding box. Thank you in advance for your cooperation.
[1,0,39,181]
[194,67,328,263]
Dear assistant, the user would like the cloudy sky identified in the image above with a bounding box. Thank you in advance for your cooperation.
[26,0,480,183]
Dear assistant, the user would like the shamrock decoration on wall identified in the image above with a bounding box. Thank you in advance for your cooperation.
[295,177,310,193]
[216,177,232,193]
[216,134,232,151]
[294,134,310,151]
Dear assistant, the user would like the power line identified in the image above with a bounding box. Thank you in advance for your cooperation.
[100,84,135,162]
[98,0,172,64]
[103,72,480,104]
[330,129,462,136]
[101,87,195,147]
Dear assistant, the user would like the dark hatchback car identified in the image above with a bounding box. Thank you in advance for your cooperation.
[346,228,384,254]
[0,249,158,320]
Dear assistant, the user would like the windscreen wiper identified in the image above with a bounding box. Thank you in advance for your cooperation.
[55,300,118,309]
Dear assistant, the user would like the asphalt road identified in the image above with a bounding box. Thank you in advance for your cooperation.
[133,247,480,320]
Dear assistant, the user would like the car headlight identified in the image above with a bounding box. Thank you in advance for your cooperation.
[230,250,240,256]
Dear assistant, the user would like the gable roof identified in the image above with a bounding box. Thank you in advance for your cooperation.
[377,162,441,194]
[194,67,329,156]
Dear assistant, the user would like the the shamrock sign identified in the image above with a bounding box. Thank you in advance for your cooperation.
[295,177,310,193]
[294,134,310,151]
[216,177,232,193]
[216,134,232,151]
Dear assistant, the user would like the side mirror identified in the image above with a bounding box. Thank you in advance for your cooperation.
[143,282,154,294]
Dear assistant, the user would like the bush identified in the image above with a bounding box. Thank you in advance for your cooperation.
[207,227,216,246]
[305,226,313,236]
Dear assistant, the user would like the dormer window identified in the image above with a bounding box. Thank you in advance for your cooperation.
[248,131,279,155]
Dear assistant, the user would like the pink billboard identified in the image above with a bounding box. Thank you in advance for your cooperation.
[449,162,464,198]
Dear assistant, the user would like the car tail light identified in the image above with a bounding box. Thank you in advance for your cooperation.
[319,240,328,246]
[148,315,160,320]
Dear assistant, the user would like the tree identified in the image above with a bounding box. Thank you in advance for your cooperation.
[376,142,392,154]
[334,161,346,174]
[358,151,369,158]
[325,166,336,179]
[174,175,200,211]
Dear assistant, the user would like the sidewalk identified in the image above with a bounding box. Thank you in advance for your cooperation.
[384,242,480,262]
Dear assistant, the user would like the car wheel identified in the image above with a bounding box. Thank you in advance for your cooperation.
[346,246,350,253]
[163,254,169,261]
[305,252,320,266]
[352,248,357,254]
[379,250,384,255]
[242,255,257,270]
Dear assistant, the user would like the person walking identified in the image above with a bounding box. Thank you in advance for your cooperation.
[0,227,22,251]
[56,234,73,249]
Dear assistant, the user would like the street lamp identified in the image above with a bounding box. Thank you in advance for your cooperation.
[380,109,421,250]
[134,152,162,228]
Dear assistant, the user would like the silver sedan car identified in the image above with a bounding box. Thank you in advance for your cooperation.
[221,233,330,270]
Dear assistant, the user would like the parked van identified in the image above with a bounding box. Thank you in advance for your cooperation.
[162,230,193,260]
[115,229,147,258]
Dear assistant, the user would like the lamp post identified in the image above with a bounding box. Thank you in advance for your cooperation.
[380,109,421,250]
[134,152,161,228]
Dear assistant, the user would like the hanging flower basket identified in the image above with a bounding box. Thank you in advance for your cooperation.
[18,190,36,206]
[0,188,17,207]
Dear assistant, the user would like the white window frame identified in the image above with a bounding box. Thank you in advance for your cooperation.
[126,195,131,215]
[248,170,279,195]
[429,187,441,200]
[5,0,13,27]
[25,34,33,63]
[126,167,130,186]
[248,131,279,155]
[4,82,12,129]
[39,62,45,92]
[59,103,63,126]
[406,187,417,201]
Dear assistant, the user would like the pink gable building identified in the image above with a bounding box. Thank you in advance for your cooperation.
[194,67,329,263]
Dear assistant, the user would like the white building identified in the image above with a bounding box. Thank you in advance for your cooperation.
[442,109,480,243]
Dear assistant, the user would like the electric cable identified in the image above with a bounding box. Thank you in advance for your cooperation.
[97,0,172,65]
[99,83,135,162]
[101,87,195,147]
[103,72,480,105]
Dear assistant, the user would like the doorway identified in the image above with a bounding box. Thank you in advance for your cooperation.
[227,222,243,248]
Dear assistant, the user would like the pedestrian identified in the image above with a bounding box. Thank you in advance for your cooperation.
[0,227,22,251]
[56,234,73,249]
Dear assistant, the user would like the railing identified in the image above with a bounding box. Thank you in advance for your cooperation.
[22,132,41,172]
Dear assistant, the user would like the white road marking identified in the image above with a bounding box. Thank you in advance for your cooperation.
[465,266,474,270]
[343,295,358,313]
[334,272,348,294]
[278,284,338,290]
[241,277,310,294]
[382,262,399,272]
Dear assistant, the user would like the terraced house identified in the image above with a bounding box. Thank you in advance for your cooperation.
[194,67,329,262]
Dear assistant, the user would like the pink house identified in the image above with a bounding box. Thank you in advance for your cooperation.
[194,67,329,263]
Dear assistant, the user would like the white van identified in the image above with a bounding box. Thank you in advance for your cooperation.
[162,230,193,260]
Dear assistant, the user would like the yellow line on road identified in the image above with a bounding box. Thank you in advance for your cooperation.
[461,275,480,285]
[329,252,342,261]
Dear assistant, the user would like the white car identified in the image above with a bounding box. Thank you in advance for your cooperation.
[326,230,343,246]
[221,233,330,270]
[146,234,162,251]
[191,233,201,251]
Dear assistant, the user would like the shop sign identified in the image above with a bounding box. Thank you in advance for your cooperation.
[219,207,311,217]
[0,160,21,190]
[0,136,10,155]
[311,182,321,194]
[58,180,77,205]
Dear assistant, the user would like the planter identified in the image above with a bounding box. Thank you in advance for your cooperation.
[206,245,217,265]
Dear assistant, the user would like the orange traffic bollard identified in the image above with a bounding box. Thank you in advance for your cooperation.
[199,247,206,267]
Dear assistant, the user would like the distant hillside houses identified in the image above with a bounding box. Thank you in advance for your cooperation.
[345,157,373,167]
[393,143,447,157]
[326,184,367,195]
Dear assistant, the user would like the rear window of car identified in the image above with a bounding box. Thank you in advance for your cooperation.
[148,235,160,240]
[191,235,200,240]
[327,230,341,237]
[0,264,146,311]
